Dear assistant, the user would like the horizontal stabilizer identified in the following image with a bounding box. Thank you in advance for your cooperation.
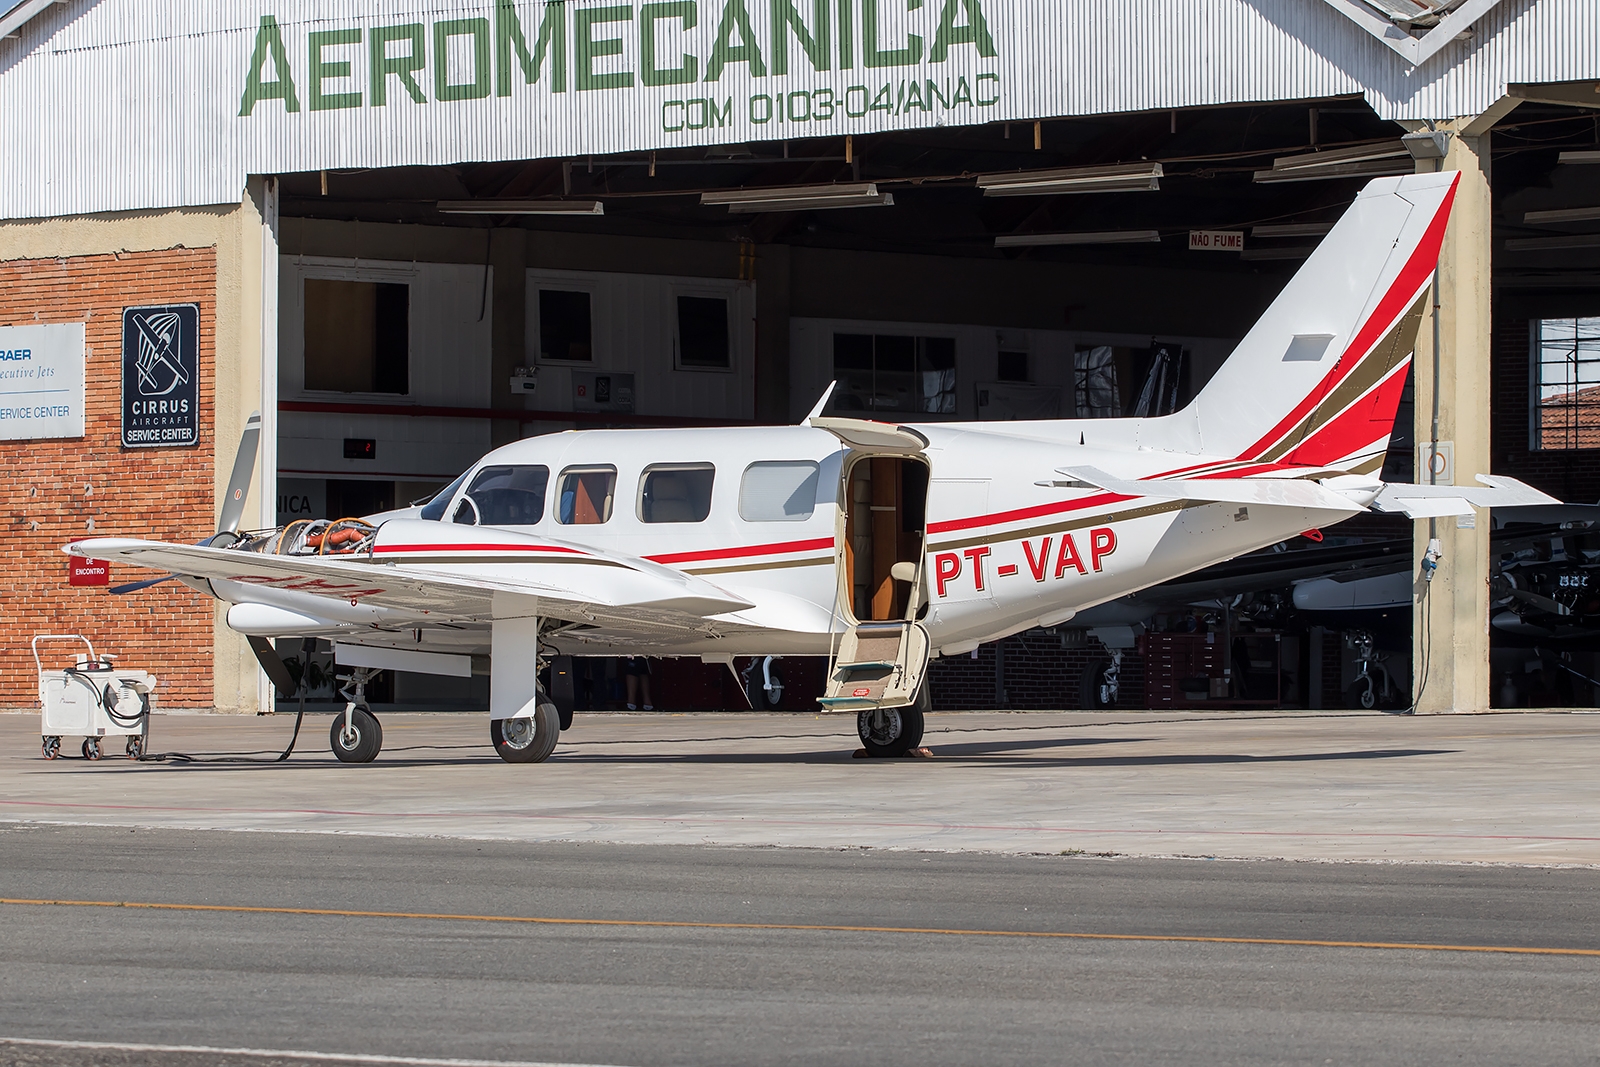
[1370,475,1561,518]
[1046,466,1363,515]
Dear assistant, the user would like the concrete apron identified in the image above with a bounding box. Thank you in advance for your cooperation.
[1,710,1596,866]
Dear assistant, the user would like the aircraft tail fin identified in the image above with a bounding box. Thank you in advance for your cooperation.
[1188,171,1460,475]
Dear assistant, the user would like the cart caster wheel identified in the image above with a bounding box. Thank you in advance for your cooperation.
[41,736,61,760]
[125,737,145,760]
[81,738,103,761]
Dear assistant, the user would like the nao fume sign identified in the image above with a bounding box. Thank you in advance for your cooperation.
[122,304,199,448]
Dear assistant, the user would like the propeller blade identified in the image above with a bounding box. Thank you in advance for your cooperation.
[110,574,180,595]
[216,410,261,536]
[247,635,298,698]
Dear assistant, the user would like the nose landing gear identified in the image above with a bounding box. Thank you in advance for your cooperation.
[329,668,383,763]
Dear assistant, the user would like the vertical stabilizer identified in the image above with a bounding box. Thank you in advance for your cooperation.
[1190,171,1459,474]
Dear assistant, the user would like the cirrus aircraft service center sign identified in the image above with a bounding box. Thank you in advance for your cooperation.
[122,304,200,448]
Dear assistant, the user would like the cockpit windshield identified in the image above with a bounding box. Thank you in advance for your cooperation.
[417,469,471,521]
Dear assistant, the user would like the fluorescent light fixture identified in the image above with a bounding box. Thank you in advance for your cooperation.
[1559,151,1600,164]
[1241,245,1318,261]
[1254,141,1413,184]
[1524,206,1600,225]
[995,230,1161,248]
[701,182,893,212]
[1505,234,1600,252]
[437,199,604,215]
[1251,222,1334,237]
[976,163,1162,197]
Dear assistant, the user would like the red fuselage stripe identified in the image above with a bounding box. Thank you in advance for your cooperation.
[645,537,835,565]
[926,492,1136,535]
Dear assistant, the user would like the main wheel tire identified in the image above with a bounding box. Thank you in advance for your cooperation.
[857,699,925,759]
[330,708,383,763]
[81,738,102,761]
[1079,658,1115,710]
[491,702,560,764]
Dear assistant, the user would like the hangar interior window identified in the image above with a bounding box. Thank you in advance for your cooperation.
[1532,317,1600,450]
[676,296,731,369]
[557,466,616,524]
[739,461,820,522]
[832,334,956,416]
[303,279,409,394]
[539,289,593,362]
[997,351,1029,382]
[1074,346,1121,417]
[453,465,550,526]
[639,464,715,523]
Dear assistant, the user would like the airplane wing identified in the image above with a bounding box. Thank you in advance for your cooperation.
[1045,465,1364,515]
[1369,475,1561,518]
[66,521,755,634]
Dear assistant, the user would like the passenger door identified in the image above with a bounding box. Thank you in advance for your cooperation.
[809,417,932,711]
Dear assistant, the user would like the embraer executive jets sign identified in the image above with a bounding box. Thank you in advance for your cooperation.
[0,324,85,442]
[235,0,1002,153]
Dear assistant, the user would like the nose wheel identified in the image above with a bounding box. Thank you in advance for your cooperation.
[329,668,383,763]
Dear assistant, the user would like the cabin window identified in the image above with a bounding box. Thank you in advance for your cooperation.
[1532,317,1600,450]
[418,469,471,521]
[556,466,617,524]
[739,461,820,522]
[676,296,731,370]
[832,333,956,417]
[303,279,409,394]
[539,289,593,362]
[639,464,715,523]
[451,465,550,526]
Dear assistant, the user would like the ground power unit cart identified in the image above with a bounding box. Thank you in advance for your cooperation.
[33,634,156,760]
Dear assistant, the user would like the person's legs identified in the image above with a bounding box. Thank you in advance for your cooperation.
[640,673,653,711]
[625,673,639,710]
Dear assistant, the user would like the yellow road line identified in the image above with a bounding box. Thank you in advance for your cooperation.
[2,897,1596,958]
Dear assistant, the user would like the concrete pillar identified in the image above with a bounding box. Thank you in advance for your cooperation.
[1412,123,1493,714]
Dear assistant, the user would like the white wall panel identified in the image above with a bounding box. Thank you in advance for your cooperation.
[2,0,1598,221]
[526,267,756,422]
[279,254,492,479]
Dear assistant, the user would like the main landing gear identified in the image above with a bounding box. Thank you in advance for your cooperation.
[856,685,930,758]
[490,693,561,764]
[330,668,383,764]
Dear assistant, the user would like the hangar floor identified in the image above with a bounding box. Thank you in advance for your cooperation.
[2,709,1597,865]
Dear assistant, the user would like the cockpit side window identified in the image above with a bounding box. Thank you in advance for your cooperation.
[452,465,550,526]
[556,466,617,525]
[418,469,471,521]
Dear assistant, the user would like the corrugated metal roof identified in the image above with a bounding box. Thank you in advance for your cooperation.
[0,0,1596,221]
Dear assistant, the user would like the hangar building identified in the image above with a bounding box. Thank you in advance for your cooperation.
[1,0,1597,714]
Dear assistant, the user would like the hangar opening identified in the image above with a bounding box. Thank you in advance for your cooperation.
[264,99,1465,713]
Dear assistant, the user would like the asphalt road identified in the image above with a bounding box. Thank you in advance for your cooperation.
[1,826,1597,1067]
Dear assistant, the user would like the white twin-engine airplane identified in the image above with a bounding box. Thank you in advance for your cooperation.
[68,171,1557,764]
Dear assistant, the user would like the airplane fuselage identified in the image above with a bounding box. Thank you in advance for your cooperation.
[206,420,1360,662]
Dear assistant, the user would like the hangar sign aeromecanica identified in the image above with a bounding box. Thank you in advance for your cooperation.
[237,0,1001,136]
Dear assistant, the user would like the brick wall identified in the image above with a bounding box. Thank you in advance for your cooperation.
[930,633,1146,710]
[1495,315,1600,503]
[0,249,217,708]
